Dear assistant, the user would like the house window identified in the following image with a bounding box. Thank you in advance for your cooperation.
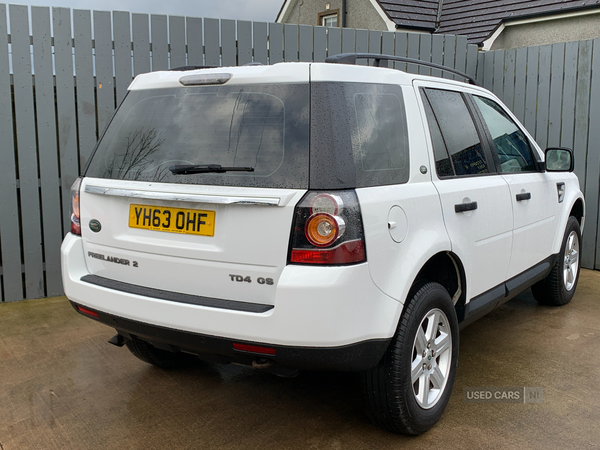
[318,9,339,27]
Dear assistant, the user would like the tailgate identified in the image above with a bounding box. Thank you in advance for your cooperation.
[79,178,305,305]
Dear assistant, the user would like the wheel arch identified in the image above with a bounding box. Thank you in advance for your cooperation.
[570,197,584,227]
[410,251,467,320]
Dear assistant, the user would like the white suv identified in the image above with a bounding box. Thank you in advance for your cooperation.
[61,54,584,435]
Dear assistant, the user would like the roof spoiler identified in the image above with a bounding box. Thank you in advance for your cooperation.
[325,53,479,86]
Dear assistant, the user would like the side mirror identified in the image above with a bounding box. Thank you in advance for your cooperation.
[545,147,574,172]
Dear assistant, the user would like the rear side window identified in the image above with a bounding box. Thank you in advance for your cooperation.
[85,84,310,189]
[423,89,490,177]
[310,82,409,189]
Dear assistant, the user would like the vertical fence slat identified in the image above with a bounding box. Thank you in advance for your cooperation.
[32,6,63,297]
[577,40,593,268]
[355,29,369,52]
[513,47,527,124]
[169,16,186,68]
[204,18,220,66]
[368,30,381,53]
[299,25,313,62]
[186,17,203,66]
[535,45,552,149]
[113,11,132,104]
[524,46,539,135]
[442,34,455,78]
[221,19,236,66]
[482,51,494,92]
[418,33,432,75]
[493,50,505,99]
[381,31,394,64]
[0,4,23,301]
[431,34,444,78]
[466,44,478,80]
[237,21,252,65]
[393,32,408,71]
[269,23,283,64]
[328,27,341,56]
[133,14,151,75]
[407,33,419,74]
[54,7,79,238]
[355,29,368,65]
[573,40,592,193]
[253,22,268,64]
[476,51,485,85]
[585,38,600,268]
[284,24,298,61]
[94,10,115,136]
[341,28,355,53]
[10,5,44,299]
[560,41,578,150]
[313,26,327,62]
[74,9,97,170]
[151,14,168,70]
[503,48,516,110]
[547,43,565,147]
[455,36,468,74]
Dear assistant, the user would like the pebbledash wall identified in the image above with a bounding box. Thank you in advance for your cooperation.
[0,3,598,302]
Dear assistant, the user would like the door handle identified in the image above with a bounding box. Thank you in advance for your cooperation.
[516,192,531,201]
[454,201,478,213]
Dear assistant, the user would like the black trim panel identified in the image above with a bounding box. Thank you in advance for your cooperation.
[80,274,274,314]
[70,301,390,372]
[458,254,557,329]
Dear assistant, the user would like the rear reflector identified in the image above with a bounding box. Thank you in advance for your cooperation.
[233,343,276,356]
[76,306,99,319]
[290,239,365,264]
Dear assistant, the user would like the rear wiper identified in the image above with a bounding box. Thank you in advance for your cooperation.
[169,164,255,175]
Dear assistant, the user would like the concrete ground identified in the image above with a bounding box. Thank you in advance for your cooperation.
[0,270,599,450]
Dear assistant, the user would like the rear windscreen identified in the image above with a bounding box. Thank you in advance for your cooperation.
[85,84,310,189]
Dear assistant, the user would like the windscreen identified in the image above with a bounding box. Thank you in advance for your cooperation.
[85,84,310,189]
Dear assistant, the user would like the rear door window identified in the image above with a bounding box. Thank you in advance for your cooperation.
[422,88,490,177]
[85,84,310,189]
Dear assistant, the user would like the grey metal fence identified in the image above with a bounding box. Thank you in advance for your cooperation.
[0,2,597,302]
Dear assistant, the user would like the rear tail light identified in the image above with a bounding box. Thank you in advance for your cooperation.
[70,177,82,235]
[289,190,366,265]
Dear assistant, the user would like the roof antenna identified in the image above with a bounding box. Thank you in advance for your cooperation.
[435,0,444,30]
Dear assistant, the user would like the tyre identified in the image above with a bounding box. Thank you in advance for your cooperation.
[531,216,581,306]
[361,281,459,435]
[125,337,201,369]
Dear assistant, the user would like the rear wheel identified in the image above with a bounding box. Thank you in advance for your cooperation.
[361,282,459,435]
[125,337,201,369]
[532,216,581,306]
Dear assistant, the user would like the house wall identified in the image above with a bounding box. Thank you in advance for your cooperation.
[280,0,389,31]
[491,13,600,49]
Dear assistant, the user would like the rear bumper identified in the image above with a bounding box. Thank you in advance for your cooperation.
[71,301,390,371]
[62,233,402,363]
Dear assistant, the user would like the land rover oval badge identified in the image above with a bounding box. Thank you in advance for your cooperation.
[89,219,102,233]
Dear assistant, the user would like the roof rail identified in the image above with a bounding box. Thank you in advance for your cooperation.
[325,53,478,86]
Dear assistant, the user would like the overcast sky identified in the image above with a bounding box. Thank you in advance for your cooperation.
[10,0,284,22]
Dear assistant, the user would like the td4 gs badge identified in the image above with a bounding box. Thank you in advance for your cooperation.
[229,274,274,285]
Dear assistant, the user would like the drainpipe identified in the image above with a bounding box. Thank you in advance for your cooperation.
[341,0,347,27]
